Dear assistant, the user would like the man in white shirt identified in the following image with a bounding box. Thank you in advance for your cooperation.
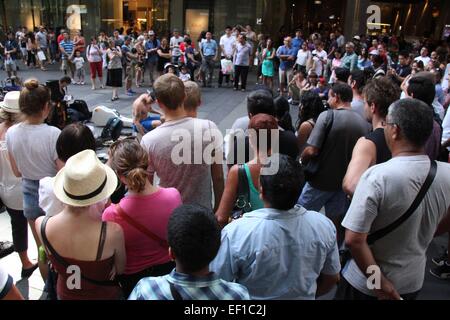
[414,47,431,67]
[170,29,184,65]
[312,42,327,77]
[218,26,236,88]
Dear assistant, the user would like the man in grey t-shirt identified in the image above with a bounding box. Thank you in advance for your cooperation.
[337,98,450,300]
[140,74,224,210]
[36,26,49,65]
[299,83,369,228]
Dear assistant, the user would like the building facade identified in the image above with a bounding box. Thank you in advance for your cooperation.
[0,0,448,42]
[0,0,170,39]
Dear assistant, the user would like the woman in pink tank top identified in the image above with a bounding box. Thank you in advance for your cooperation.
[103,139,182,297]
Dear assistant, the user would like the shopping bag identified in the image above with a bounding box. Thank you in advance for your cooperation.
[221,59,233,75]
[37,50,47,61]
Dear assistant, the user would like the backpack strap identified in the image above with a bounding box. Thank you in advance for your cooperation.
[235,164,251,212]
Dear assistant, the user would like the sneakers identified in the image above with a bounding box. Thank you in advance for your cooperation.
[430,261,450,280]
[0,241,14,259]
[432,250,448,267]
[126,90,135,96]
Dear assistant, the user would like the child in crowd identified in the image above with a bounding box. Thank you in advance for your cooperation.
[72,50,86,85]
[179,65,191,82]
[329,48,343,84]
[163,63,178,75]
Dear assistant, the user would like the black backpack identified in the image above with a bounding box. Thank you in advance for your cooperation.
[101,117,123,141]
[69,100,92,121]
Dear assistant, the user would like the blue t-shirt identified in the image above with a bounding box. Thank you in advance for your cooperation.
[145,39,160,63]
[201,40,218,57]
[292,37,304,51]
[276,45,297,70]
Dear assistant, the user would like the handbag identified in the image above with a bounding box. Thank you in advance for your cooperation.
[115,204,168,248]
[230,165,251,221]
[340,160,438,267]
[302,109,334,181]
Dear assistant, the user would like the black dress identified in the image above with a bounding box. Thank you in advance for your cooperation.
[157,46,170,72]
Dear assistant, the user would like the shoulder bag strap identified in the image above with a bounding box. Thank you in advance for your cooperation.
[115,204,168,248]
[40,216,117,287]
[367,160,437,245]
[235,165,251,211]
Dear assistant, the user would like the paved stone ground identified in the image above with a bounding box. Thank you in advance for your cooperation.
[0,62,449,300]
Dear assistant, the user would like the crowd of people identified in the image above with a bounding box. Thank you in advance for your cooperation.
[0,22,450,301]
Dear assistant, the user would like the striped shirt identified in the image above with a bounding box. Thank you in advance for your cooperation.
[128,269,250,300]
[59,40,74,60]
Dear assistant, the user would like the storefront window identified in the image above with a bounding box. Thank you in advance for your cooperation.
[101,0,169,35]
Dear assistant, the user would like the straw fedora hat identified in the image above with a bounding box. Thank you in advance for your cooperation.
[54,150,118,207]
[0,91,21,114]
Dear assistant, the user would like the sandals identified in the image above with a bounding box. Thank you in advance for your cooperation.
[21,263,38,278]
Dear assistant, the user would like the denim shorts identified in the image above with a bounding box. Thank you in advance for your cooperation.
[298,182,350,220]
[22,178,45,220]
[132,115,161,133]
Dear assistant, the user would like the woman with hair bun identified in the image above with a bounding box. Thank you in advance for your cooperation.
[6,79,63,279]
[102,138,182,298]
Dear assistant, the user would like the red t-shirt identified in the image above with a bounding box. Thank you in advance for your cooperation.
[57,34,65,45]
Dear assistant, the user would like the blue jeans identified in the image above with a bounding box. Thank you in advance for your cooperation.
[22,178,45,220]
[298,182,349,220]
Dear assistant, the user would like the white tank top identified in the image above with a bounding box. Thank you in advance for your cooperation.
[0,140,23,210]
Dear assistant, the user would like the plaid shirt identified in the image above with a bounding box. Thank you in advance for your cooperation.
[128,269,250,300]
